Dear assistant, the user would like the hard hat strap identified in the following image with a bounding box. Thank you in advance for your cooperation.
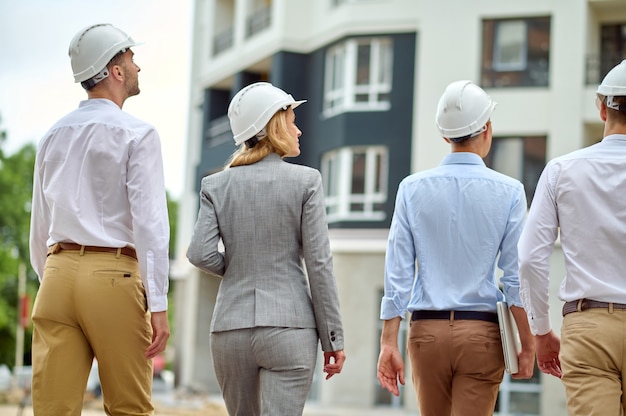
[80,67,110,90]
[605,96,626,113]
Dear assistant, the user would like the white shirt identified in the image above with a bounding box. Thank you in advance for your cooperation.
[519,134,626,335]
[29,99,170,312]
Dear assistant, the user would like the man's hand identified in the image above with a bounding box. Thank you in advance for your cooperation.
[377,344,405,396]
[323,350,346,380]
[146,311,170,359]
[509,305,536,379]
[511,344,535,379]
[536,330,562,378]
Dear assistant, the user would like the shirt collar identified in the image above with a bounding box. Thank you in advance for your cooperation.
[602,134,626,143]
[78,98,119,109]
[440,152,486,167]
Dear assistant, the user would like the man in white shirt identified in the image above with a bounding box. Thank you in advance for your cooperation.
[29,24,170,415]
[519,59,626,415]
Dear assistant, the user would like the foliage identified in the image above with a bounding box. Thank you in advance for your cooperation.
[0,130,37,368]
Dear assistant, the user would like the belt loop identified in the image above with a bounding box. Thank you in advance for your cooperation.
[609,302,614,314]
[115,248,122,259]
[449,311,455,326]
[577,299,583,312]
[79,245,85,256]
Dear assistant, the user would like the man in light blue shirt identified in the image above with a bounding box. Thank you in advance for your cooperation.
[377,80,535,416]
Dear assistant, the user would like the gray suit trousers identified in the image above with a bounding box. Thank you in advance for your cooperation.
[211,326,318,416]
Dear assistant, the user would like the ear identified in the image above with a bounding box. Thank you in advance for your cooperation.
[109,64,124,81]
[443,137,451,144]
[600,102,608,122]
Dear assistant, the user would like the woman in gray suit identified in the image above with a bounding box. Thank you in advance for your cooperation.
[187,82,346,416]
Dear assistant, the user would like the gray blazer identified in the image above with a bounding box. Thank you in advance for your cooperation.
[187,153,344,352]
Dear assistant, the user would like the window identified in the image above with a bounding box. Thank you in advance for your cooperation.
[481,17,550,87]
[323,38,393,117]
[599,23,626,82]
[246,0,272,38]
[484,136,547,207]
[321,146,388,222]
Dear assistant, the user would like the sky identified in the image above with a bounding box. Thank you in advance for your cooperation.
[0,0,193,198]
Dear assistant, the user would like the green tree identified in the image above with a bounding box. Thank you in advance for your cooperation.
[0,125,37,368]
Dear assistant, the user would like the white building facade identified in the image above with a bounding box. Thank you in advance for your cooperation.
[171,0,626,414]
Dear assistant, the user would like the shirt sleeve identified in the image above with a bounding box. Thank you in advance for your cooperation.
[381,181,416,320]
[498,183,527,308]
[127,128,170,312]
[518,162,559,335]
[29,151,50,281]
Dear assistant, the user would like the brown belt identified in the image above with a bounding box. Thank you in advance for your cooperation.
[48,242,137,260]
[562,299,626,316]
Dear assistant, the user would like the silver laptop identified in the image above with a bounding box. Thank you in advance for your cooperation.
[496,301,520,374]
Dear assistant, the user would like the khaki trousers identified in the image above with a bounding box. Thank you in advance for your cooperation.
[561,308,626,416]
[408,318,504,416]
[31,249,153,416]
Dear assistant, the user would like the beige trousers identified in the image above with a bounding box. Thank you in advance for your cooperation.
[408,318,504,416]
[31,248,153,416]
[561,308,626,416]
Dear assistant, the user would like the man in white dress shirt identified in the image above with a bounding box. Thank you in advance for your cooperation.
[519,59,626,415]
[29,24,170,415]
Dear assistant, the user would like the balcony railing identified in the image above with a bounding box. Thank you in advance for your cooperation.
[213,27,234,56]
[205,116,231,148]
[586,54,625,86]
[246,5,271,38]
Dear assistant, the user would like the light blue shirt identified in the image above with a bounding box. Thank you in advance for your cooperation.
[380,152,527,320]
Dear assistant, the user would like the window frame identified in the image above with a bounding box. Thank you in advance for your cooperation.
[323,37,393,117]
[481,16,551,88]
[321,146,389,222]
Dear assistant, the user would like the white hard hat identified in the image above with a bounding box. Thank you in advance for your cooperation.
[228,82,306,146]
[435,80,496,140]
[68,23,140,84]
[597,60,626,96]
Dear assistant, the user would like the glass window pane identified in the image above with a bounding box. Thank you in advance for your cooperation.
[378,40,392,84]
[509,392,540,414]
[490,138,524,179]
[356,43,371,85]
[351,152,366,194]
[374,153,382,192]
[494,20,526,70]
[350,202,364,211]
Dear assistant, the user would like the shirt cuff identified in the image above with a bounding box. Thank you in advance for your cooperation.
[149,295,168,313]
[380,296,405,320]
[529,316,551,336]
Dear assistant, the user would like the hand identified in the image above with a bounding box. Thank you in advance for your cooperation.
[377,344,405,396]
[535,330,562,378]
[145,311,170,359]
[511,343,535,380]
[323,350,346,380]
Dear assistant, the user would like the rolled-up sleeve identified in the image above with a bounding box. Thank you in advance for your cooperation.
[381,181,415,320]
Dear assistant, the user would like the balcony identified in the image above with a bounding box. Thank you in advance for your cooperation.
[246,5,271,38]
[213,27,234,56]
